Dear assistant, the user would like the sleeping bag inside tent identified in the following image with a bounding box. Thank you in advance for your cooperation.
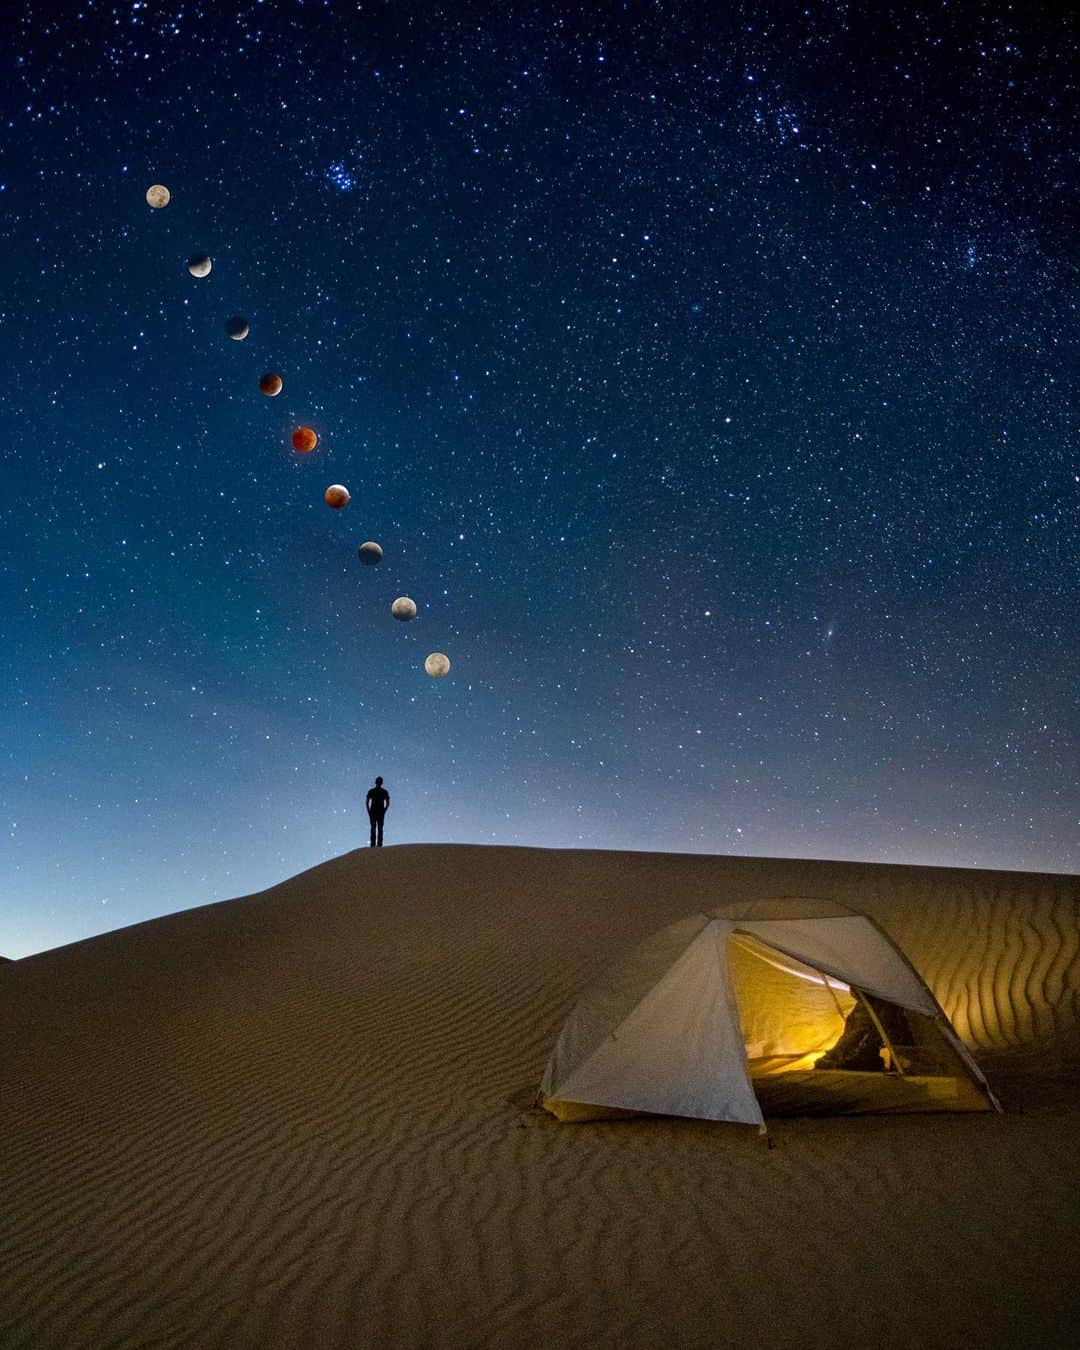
[539,898,998,1125]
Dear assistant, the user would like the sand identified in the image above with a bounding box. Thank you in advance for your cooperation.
[2,844,1078,1348]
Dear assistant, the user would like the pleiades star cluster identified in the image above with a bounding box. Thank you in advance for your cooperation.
[1,1,1075,955]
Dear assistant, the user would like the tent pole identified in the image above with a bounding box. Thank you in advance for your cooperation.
[821,972,846,1019]
[938,1018,1005,1113]
[855,989,906,1077]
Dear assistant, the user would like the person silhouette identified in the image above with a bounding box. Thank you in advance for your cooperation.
[365,776,390,848]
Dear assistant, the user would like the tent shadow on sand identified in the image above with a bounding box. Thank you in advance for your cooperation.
[539,897,1000,1128]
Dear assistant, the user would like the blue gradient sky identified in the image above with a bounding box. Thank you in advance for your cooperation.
[2,1,1076,957]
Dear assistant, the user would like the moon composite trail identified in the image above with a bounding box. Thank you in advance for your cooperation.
[150,189,437,685]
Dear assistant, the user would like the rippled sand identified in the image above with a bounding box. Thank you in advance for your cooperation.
[2,845,1078,1348]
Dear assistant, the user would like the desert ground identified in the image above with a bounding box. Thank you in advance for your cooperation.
[2,844,1078,1348]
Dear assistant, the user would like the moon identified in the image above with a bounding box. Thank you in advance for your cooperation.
[292,426,318,453]
[225,316,249,341]
[187,254,212,278]
[391,597,417,621]
[357,541,383,566]
[325,485,350,508]
[146,184,170,209]
[259,372,283,397]
[424,652,451,678]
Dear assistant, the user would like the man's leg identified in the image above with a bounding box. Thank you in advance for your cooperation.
[369,815,377,848]
[376,815,384,846]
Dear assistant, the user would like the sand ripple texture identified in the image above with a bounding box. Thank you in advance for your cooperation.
[2,845,1078,1349]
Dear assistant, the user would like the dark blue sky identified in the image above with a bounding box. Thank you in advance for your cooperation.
[1,1,1076,955]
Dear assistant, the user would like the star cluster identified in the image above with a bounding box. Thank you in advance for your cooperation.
[1,1,1076,954]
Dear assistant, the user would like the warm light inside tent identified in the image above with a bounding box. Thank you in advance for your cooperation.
[729,932,856,1063]
[730,933,852,992]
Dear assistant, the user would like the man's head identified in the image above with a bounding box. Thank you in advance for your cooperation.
[375,776,383,786]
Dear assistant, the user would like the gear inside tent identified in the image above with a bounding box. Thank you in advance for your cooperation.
[539,898,999,1126]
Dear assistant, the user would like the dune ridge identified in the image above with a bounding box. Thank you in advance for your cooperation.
[2,844,1078,1348]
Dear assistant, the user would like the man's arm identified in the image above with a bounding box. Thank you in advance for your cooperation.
[365,790,373,813]
[384,791,390,811]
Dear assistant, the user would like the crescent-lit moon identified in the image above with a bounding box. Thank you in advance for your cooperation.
[187,254,212,278]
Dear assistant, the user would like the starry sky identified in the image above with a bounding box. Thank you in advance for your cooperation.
[1,1,1076,957]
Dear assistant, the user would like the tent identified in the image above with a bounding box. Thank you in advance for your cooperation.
[539,898,1000,1126]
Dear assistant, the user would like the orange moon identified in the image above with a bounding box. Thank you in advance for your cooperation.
[324,485,350,508]
[292,427,318,453]
[259,372,283,397]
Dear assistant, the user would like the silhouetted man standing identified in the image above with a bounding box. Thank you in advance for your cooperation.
[366,776,390,847]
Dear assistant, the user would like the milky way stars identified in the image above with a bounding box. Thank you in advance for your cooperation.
[0,2,1076,954]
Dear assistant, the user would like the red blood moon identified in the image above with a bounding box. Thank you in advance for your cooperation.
[292,426,318,454]
[259,372,283,397]
[324,484,350,509]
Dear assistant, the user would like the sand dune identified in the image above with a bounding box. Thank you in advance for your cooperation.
[2,844,1078,1348]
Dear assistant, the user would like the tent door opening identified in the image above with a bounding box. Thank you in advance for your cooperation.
[728,931,990,1115]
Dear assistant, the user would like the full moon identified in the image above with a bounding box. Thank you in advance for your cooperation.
[357,541,383,566]
[424,652,451,678]
[187,254,212,278]
[292,426,318,453]
[259,372,283,397]
[146,184,170,209]
[325,485,350,509]
[225,316,249,341]
[391,597,417,621]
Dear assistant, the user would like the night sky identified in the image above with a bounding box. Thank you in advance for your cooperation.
[2,1,1076,956]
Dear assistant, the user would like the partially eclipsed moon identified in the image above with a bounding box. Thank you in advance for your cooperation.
[325,485,350,508]
[424,652,450,677]
[259,372,283,397]
[187,254,212,278]
[225,316,249,340]
[357,541,383,566]
[146,184,170,208]
[391,597,417,621]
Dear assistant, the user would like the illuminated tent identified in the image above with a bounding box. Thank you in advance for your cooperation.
[539,899,999,1126]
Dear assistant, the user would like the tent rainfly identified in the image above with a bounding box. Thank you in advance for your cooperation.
[539,898,1000,1127]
